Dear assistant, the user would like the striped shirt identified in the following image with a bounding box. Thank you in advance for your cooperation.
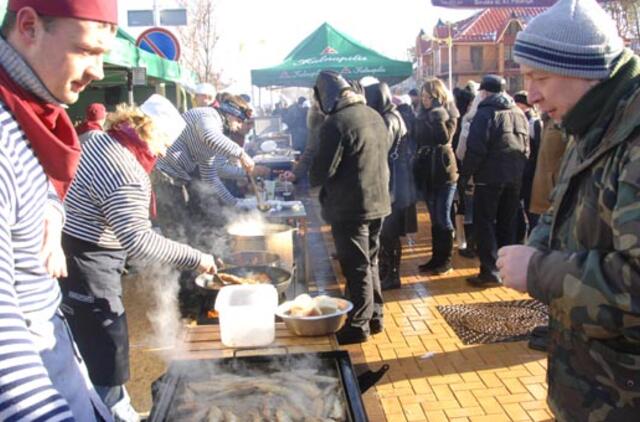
[0,38,75,420]
[156,107,244,205]
[64,132,203,270]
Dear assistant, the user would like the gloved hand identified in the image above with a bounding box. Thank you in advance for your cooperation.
[197,254,218,274]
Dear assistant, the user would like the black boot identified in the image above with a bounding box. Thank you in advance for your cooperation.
[458,223,476,258]
[382,239,402,290]
[419,226,440,272]
[429,229,453,274]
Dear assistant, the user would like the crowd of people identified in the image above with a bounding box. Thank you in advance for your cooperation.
[0,0,637,421]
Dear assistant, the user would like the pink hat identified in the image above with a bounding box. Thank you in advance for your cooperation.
[8,0,118,25]
[85,103,106,121]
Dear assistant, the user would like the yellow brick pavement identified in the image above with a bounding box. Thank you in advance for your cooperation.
[324,209,553,422]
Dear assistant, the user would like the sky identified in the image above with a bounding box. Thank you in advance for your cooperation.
[207,0,478,92]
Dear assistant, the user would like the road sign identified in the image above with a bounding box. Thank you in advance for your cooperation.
[136,27,181,61]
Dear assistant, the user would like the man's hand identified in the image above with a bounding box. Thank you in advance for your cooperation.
[239,151,255,173]
[41,204,67,278]
[252,165,271,178]
[496,245,537,292]
[280,171,296,182]
[198,254,218,274]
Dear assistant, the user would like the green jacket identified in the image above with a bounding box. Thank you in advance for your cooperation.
[526,50,640,421]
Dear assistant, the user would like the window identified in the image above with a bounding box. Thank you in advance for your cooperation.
[504,45,514,61]
[128,10,154,27]
[160,9,187,26]
[471,46,483,71]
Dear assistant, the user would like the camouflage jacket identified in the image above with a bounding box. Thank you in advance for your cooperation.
[526,55,640,421]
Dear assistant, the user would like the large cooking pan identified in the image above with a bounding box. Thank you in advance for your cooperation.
[194,265,292,297]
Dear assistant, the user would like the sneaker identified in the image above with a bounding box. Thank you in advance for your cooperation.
[466,274,501,287]
[336,326,369,345]
[111,393,140,422]
[418,259,439,272]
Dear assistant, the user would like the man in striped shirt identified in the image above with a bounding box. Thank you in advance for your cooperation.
[0,1,117,420]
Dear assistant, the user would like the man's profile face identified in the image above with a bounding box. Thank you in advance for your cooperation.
[195,93,214,107]
[226,114,244,133]
[521,65,598,123]
[26,16,115,104]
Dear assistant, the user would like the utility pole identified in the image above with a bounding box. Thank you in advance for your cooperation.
[153,0,160,26]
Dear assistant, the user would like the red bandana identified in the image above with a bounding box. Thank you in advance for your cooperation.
[75,120,103,136]
[108,123,158,217]
[0,64,80,199]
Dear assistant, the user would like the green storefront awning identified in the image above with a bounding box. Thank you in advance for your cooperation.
[251,22,412,88]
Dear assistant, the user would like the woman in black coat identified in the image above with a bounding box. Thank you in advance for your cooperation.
[413,78,458,274]
[364,82,417,290]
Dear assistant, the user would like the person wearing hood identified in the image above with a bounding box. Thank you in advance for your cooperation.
[310,71,391,345]
[461,75,529,287]
[76,102,107,137]
[414,78,459,275]
[364,82,417,290]
[61,95,219,421]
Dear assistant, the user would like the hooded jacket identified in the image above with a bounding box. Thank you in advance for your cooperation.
[309,92,391,223]
[461,93,529,185]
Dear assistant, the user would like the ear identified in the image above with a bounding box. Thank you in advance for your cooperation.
[14,7,40,45]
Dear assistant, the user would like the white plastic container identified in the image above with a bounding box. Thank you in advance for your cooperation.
[214,284,278,348]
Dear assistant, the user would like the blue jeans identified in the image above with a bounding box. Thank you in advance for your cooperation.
[425,183,457,231]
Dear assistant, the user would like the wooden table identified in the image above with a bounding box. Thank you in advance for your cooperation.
[174,323,339,360]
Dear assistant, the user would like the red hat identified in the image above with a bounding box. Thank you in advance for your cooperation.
[8,0,118,25]
[85,103,106,121]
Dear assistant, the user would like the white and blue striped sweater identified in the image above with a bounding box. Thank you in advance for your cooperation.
[0,34,80,422]
[156,107,244,205]
[63,132,202,270]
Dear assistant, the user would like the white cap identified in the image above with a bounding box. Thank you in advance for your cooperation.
[140,94,186,144]
[194,82,217,97]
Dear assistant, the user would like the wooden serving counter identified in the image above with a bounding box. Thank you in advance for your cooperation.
[174,322,339,360]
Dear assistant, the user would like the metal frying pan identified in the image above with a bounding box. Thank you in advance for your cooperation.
[194,265,292,296]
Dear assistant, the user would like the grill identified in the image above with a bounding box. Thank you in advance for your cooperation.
[149,351,368,421]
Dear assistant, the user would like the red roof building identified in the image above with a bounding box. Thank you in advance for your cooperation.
[415,7,547,92]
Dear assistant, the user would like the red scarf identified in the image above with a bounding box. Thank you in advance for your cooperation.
[108,123,158,217]
[0,64,80,199]
[75,120,103,136]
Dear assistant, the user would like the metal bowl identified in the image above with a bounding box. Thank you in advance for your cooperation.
[276,298,353,336]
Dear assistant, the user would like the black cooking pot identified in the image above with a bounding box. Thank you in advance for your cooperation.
[194,265,292,298]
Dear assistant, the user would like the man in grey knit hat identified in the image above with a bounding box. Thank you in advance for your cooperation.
[496,0,640,420]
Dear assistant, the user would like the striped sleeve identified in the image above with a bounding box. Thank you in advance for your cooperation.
[199,157,238,206]
[100,182,203,270]
[46,182,64,225]
[193,112,244,159]
[0,155,73,422]
[214,155,245,180]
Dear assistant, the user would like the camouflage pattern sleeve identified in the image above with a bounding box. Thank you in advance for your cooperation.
[526,143,640,339]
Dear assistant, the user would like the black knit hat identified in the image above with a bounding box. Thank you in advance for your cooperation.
[479,75,506,93]
[513,91,531,107]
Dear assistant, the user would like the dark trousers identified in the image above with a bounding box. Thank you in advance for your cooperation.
[331,219,383,335]
[473,183,521,277]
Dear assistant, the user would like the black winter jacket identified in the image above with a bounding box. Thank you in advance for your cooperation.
[309,96,391,223]
[461,93,529,185]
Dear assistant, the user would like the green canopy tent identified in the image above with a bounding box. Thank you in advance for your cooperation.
[251,22,412,88]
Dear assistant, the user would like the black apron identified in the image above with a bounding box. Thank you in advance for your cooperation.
[59,234,130,386]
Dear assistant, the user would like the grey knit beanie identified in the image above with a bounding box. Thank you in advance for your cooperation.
[514,0,624,79]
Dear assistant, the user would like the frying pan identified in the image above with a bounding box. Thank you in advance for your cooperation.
[194,265,292,297]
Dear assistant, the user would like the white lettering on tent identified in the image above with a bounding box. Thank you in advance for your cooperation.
[294,54,369,66]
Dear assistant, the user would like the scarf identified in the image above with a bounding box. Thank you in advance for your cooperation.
[0,63,80,199]
[562,49,640,143]
[76,120,103,136]
[108,123,158,217]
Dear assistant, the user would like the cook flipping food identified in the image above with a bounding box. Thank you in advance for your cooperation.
[60,95,218,421]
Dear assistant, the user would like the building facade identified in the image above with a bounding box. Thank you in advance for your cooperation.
[415,8,546,93]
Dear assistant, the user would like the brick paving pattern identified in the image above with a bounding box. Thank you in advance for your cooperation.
[315,206,553,422]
